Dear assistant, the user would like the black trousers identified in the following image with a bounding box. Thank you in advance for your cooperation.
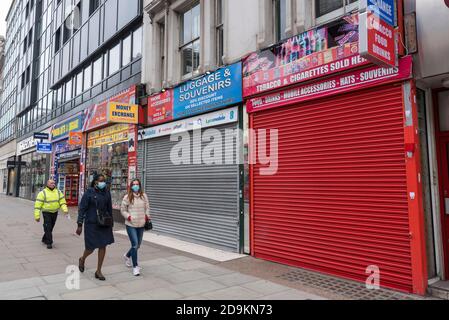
[42,212,58,245]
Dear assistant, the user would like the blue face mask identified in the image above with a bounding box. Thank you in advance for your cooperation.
[97,182,107,190]
[131,185,140,193]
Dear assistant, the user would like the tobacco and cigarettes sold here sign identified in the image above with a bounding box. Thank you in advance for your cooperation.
[246,55,412,113]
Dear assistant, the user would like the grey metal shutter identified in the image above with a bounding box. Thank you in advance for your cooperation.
[144,122,240,252]
[137,141,145,184]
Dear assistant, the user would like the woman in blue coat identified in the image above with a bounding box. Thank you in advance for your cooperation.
[76,174,115,281]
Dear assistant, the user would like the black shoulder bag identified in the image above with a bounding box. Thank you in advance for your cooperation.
[94,195,113,228]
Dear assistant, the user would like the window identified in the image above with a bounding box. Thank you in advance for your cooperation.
[88,11,100,54]
[132,27,142,59]
[104,0,118,41]
[28,28,33,47]
[65,78,72,102]
[274,0,287,42]
[180,3,200,78]
[23,36,28,54]
[108,43,120,75]
[55,28,61,52]
[63,16,72,44]
[215,0,224,66]
[89,0,100,16]
[117,36,130,68]
[315,0,358,22]
[76,71,83,96]
[118,0,138,30]
[26,66,31,84]
[92,56,102,85]
[84,64,92,90]
[159,22,165,82]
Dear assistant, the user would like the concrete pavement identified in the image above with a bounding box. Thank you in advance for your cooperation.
[0,194,326,300]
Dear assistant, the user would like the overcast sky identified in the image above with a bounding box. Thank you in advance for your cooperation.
[0,0,13,37]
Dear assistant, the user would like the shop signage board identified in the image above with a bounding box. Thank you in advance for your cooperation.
[359,0,395,26]
[173,62,242,119]
[7,160,26,168]
[51,113,84,142]
[34,132,50,140]
[242,15,361,98]
[68,132,83,146]
[17,127,52,155]
[246,55,412,113]
[36,143,52,154]
[140,107,238,141]
[147,63,242,125]
[83,86,137,132]
[87,124,129,148]
[359,11,397,68]
[147,90,174,125]
[58,149,82,160]
[107,102,139,124]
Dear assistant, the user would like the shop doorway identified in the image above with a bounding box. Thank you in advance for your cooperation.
[57,159,80,207]
[435,89,449,278]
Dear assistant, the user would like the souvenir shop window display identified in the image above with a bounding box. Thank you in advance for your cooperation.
[109,142,129,209]
[86,141,129,209]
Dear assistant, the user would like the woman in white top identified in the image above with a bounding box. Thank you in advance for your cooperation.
[120,179,151,276]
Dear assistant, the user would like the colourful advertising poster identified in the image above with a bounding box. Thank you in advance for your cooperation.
[84,86,137,131]
[107,102,139,124]
[246,55,412,113]
[243,14,361,97]
[51,113,84,142]
[147,90,174,125]
[128,124,137,183]
[173,62,243,119]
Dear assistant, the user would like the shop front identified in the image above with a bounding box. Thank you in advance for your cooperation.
[50,113,85,207]
[0,140,17,195]
[16,128,52,200]
[82,86,140,216]
[243,17,427,294]
[139,63,244,252]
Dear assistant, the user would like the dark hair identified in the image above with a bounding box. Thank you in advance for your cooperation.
[91,174,106,188]
[128,179,143,204]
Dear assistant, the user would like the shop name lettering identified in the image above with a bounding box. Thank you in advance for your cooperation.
[369,0,393,16]
[179,71,233,102]
[368,16,393,61]
[255,55,368,93]
[112,105,136,119]
[252,65,399,108]
[53,120,80,137]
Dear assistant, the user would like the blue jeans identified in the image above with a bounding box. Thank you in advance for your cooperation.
[126,226,144,268]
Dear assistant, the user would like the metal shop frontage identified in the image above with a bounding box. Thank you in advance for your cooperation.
[16,128,52,200]
[139,62,244,252]
[82,86,140,213]
[243,19,427,294]
[50,113,85,207]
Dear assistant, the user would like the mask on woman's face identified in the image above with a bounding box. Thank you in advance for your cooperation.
[97,182,107,190]
[131,185,140,193]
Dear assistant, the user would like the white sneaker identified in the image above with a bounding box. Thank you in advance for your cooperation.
[133,266,141,276]
[124,254,132,268]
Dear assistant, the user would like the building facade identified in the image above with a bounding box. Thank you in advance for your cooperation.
[0,0,144,201]
[137,0,449,296]
[0,0,448,297]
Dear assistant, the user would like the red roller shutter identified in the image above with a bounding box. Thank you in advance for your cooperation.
[251,83,414,292]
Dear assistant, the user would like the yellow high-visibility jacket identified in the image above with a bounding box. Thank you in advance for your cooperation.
[34,187,69,220]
